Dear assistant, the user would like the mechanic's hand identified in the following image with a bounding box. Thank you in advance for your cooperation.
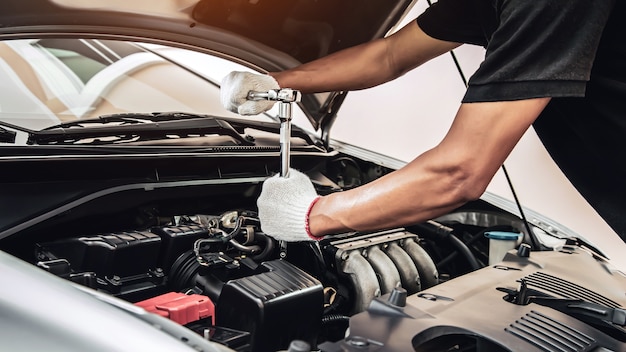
[257,169,322,242]
[220,71,280,115]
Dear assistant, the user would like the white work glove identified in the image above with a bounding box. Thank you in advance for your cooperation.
[257,169,322,242]
[220,71,280,115]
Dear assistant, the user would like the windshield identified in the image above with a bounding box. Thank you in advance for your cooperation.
[0,38,311,144]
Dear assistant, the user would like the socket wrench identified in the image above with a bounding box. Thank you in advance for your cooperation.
[247,88,301,177]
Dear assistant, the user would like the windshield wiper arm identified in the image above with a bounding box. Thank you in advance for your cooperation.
[29,114,254,146]
[0,120,38,144]
[0,126,16,143]
[39,112,211,130]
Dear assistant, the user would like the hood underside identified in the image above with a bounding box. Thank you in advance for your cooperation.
[0,0,416,130]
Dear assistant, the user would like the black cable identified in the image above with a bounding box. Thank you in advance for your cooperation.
[412,221,482,270]
[501,165,540,249]
[436,225,512,268]
[447,232,481,271]
[449,50,469,87]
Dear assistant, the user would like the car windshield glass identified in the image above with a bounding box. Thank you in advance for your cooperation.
[0,38,280,136]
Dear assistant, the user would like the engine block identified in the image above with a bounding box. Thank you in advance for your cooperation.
[324,230,439,313]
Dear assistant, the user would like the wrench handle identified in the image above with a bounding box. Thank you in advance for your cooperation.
[246,89,299,178]
[247,89,301,103]
[280,117,291,178]
[247,90,273,101]
[278,101,293,178]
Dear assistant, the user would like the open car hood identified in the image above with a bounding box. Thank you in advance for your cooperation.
[0,0,416,131]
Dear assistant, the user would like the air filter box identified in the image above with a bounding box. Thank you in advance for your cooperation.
[38,230,161,278]
[151,224,209,273]
[215,260,323,352]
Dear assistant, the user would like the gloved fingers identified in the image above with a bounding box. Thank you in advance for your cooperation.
[220,71,279,115]
[223,101,239,114]
[256,168,320,242]
[220,72,244,112]
[238,100,275,116]
[260,168,317,196]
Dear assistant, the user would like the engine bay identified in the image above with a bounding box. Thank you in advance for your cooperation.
[31,207,457,350]
[1,151,625,352]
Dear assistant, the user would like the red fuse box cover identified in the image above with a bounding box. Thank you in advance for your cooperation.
[135,292,214,325]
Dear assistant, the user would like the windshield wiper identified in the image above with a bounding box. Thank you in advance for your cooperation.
[0,126,16,144]
[0,120,38,144]
[28,113,255,146]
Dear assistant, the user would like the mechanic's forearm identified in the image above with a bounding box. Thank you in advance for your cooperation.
[270,38,396,94]
[307,98,551,237]
[270,21,458,94]
[307,150,481,236]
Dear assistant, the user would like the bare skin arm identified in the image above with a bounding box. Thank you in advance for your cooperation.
[264,19,552,237]
[271,21,461,93]
[308,98,551,236]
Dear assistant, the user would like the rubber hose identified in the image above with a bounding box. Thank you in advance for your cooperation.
[251,234,275,261]
[448,233,481,271]
[321,314,350,325]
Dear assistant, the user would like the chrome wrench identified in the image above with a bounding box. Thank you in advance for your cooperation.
[247,88,301,178]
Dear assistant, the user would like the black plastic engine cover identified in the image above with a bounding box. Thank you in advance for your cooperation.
[38,230,161,278]
[216,259,324,352]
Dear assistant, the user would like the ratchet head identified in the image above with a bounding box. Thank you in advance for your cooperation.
[247,88,301,103]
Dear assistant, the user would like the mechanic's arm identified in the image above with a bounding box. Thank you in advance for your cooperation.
[271,21,461,93]
[308,98,551,236]
[221,21,458,115]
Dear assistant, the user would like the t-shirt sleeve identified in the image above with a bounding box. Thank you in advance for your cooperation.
[416,0,493,47]
[418,0,614,102]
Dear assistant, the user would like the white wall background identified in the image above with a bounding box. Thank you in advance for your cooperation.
[329,1,626,270]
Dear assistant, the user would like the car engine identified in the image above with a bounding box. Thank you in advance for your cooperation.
[32,207,448,350]
[1,151,625,352]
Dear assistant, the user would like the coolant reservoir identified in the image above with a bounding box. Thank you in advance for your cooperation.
[485,231,521,265]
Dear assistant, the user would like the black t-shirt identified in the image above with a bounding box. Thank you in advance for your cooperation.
[418,0,626,242]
